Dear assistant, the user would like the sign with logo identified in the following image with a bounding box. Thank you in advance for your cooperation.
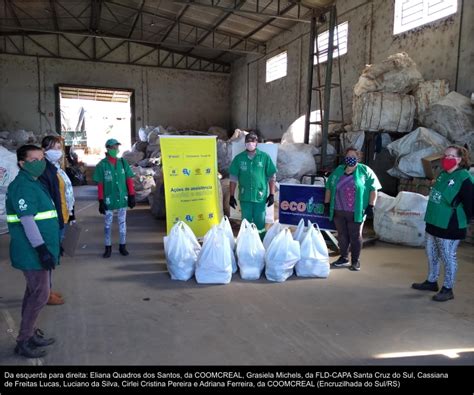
[160,136,221,237]
[279,183,335,231]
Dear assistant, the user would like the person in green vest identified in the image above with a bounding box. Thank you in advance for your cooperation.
[412,145,473,302]
[6,144,59,358]
[93,138,136,258]
[229,133,276,239]
[324,147,382,271]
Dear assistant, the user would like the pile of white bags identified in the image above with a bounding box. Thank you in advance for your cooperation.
[265,228,300,282]
[374,191,428,247]
[163,221,201,281]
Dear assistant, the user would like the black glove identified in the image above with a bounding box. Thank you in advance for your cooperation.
[229,195,237,209]
[266,194,274,207]
[128,195,136,209]
[35,244,56,271]
[99,199,107,215]
[323,202,330,216]
[364,204,374,219]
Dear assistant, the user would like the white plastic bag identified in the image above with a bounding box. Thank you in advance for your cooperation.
[265,228,300,282]
[163,221,201,281]
[293,218,307,242]
[236,218,251,249]
[218,215,236,250]
[236,224,265,280]
[296,223,330,278]
[263,220,282,250]
[196,227,233,284]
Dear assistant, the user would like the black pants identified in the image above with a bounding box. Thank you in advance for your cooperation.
[333,210,363,263]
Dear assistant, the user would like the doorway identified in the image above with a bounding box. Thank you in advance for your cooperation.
[55,85,134,166]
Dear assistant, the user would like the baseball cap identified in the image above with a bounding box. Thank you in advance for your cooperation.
[245,133,258,142]
[105,138,121,147]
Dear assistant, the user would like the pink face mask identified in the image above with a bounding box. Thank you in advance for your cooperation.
[245,142,257,151]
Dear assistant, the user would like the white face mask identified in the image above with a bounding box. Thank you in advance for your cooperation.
[45,149,63,163]
[245,142,257,151]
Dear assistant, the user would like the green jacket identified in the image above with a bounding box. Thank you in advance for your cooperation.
[425,169,473,229]
[93,157,134,210]
[326,163,382,222]
[229,149,276,203]
[6,170,60,270]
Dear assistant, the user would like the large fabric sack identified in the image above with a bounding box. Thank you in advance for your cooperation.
[0,147,20,234]
[265,228,300,282]
[374,191,428,247]
[352,92,415,133]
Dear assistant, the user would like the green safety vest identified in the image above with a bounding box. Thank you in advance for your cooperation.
[229,149,276,203]
[326,163,382,223]
[424,169,473,229]
[6,170,60,271]
[93,157,134,210]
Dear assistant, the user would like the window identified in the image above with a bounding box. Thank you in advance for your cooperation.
[393,0,457,35]
[314,21,348,64]
[266,51,287,83]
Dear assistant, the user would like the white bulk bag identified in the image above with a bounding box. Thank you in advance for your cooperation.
[263,220,282,250]
[196,227,233,284]
[163,221,201,281]
[296,223,330,278]
[374,191,428,247]
[236,224,265,280]
[265,228,300,282]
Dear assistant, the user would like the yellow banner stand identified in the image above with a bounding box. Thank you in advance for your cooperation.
[160,136,221,237]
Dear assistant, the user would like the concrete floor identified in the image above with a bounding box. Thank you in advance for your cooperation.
[0,186,473,366]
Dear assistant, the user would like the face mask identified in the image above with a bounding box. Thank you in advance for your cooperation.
[45,149,63,163]
[22,159,46,177]
[344,156,357,167]
[441,157,457,172]
[245,142,257,152]
[107,149,118,158]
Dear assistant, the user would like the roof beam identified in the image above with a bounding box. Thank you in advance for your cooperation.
[127,0,145,38]
[90,0,102,32]
[173,0,311,23]
[49,0,59,31]
[6,0,22,27]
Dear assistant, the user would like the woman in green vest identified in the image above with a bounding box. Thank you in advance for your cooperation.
[412,145,473,302]
[324,147,382,271]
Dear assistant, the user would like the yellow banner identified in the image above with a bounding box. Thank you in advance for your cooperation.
[160,136,221,237]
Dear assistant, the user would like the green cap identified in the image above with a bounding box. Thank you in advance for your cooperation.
[105,138,121,147]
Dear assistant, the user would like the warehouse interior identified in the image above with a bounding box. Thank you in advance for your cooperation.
[0,0,473,366]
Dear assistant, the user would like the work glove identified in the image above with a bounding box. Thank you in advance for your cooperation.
[128,195,136,209]
[364,204,374,219]
[266,194,275,207]
[229,195,237,209]
[323,202,330,217]
[35,244,56,271]
[98,199,107,215]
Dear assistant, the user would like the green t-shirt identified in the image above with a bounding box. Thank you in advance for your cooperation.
[229,149,276,203]
[93,157,134,210]
[6,170,60,270]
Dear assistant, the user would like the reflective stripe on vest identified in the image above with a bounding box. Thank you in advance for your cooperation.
[7,210,58,223]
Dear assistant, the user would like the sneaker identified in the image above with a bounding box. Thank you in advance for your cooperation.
[412,280,439,292]
[14,340,47,358]
[432,287,454,302]
[30,329,55,347]
[331,257,350,268]
[349,261,360,271]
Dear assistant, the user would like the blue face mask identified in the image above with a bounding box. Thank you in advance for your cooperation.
[344,156,358,167]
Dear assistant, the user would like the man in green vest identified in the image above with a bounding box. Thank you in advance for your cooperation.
[93,138,136,258]
[229,133,277,238]
[6,144,59,358]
